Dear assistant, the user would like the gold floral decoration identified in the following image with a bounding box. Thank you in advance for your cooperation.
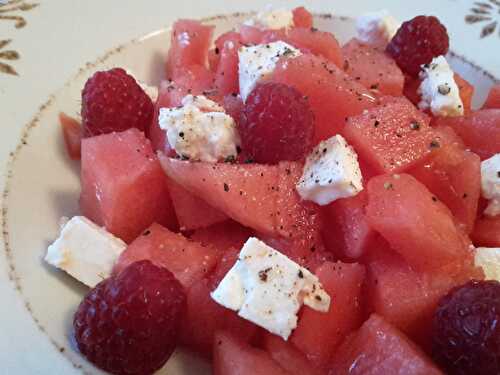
[465,0,500,38]
[0,0,39,76]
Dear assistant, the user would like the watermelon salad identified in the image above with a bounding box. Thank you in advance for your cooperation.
[46,5,500,375]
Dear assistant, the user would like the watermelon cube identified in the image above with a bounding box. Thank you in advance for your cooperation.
[113,223,219,288]
[80,129,176,242]
[410,143,481,233]
[181,269,258,358]
[291,261,366,370]
[213,331,289,375]
[483,84,500,109]
[366,174,472,272]
[213,33,241,97]
[343,97,436,174]
[292,7,313,28]
[168,179,228,231]
[262,334,323,375]
[342,39,404,97]
[472,216,500,247]
[166,19,214,78]
[59,112,82,160]
[269,54,377,143]
[190,220,253,253]
[329,314,443,375]
[321,190,376,260]
[432,109,500,160]
[455,73,474,115]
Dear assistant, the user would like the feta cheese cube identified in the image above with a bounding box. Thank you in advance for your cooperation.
[418,56,464,117]
[45,216,126,287]
[158,95,241,162]
[481,153,500,217]
[297,135,363,205]
[475,247,500,280]
[238,41,301,102]
[356,10,400,48]
[211,237,330,340]
[244,6,294,30]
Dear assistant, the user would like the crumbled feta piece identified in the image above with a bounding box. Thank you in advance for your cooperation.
[475,247,500,280]
[158,95,241,162]
[481,154,500,217]
[418,56,464,117]
[297,135,363,205]
[239,41,301,101]
[45,216,126,288]
[356,10,400,47]
[211,237,330,340]
[244,6,294,30]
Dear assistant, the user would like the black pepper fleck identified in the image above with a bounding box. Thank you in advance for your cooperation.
[223,183,229,192]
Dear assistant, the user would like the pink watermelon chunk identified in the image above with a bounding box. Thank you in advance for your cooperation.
[269,54,377,144]
[454,74,474,115]
[321,191,375,260]
[292,7,313,28]
[80,129,176,242]
[472,216,500,247]
[113,223,219,288]
[483,84,500,109]
[366,173,470,272]
[410,143,481,234]
[213,331,289,375]
[343,97,436,174]
[190,220,253,253]
[166,19,214,78]
[59,112,82,160]
[291,261,366,370]
[262,334,323,375]
[432,109,500,160]
[168,179,228,231]
[342,39,404,97]
[329,314,443,375]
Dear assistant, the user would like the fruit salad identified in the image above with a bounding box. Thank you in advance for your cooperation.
[48,5,500,375]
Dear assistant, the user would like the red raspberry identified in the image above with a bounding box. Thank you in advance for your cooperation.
[386,16,449,76]
[73,260,186,375]
[239,82,315,164]
[81,68,154,137]
[432,280,500,375]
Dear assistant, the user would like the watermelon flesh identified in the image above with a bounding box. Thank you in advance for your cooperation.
[483,84,500,109]
[292,7,313,28]
[342,39,404,97]
[329,314,443,375]
[366,173,471,272]
[321,190,376,260]
[168,179,228,231]
[213,331,289,375]
[269,54,377,144]
[213,33,241,97]
[59,112,82,160]
[113,223,219,288]
[432,109,500,160]
[291,261,366,370]
[409,143,481,234]
[262,334,323,375]
[472,216,500,247]
[343,97,436,174]
[80,129,176,242]
[190,220,253,253]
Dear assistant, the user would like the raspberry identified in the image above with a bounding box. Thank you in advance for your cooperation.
[73,260,186,375]
[386,16,449,76]
[239,82,315,164]
[432,280,500,375]
[82,68,154,137]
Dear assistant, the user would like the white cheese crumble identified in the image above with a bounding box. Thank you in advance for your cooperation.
[356,10,400,48]
[238,41,302,102]
[418,56,464,117]
[244,6,294,30]
[481,153,500,217]
[475,247,500,280]
[45,216,126,288]
[297,135,364,206]
[158,95,241,162]
[211,237,330,340]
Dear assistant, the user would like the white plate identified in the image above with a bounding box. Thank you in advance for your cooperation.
[0,1,499,374]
